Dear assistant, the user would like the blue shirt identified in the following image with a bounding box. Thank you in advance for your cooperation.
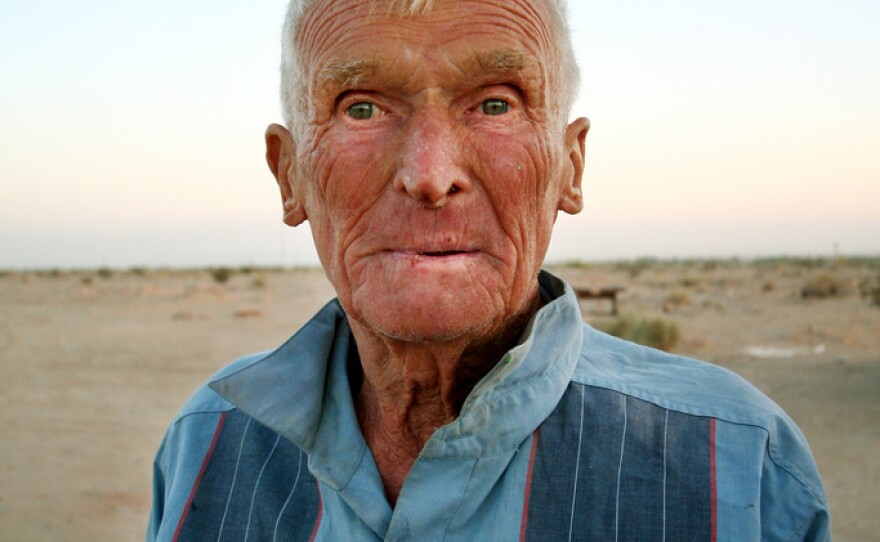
[147,271,830,541]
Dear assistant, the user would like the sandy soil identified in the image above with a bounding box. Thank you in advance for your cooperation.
[0,261,877,541]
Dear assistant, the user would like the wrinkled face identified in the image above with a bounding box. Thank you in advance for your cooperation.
[277,0,587,343]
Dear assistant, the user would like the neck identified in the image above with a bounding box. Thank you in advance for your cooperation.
[349,291,542,504]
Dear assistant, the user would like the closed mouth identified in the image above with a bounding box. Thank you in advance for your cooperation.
[420,250,469,257]
[383,249,478,258]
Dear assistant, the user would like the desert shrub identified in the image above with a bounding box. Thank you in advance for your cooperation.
[801,274,848,299]
[756,256,829,271]
[129,266,147,277]
[662,292,691,313]
[96,267,112,279]
[250,276,266,289]
[81,275,93,285]
[700,260,719,272]
[664,292,690,306]
[789,257,828,269]
[678,277,699,288]
[605,316,681,352]
[701,299,725,311]
[868,288,880,307]
[843,256,880,269]
[211,267,232,284]
[616,258,656,279]
[859,276,880,307]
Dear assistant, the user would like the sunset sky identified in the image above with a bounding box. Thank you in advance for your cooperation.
[2,1,878,269]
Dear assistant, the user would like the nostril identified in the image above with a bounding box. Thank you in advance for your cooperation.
[448,184,460,195]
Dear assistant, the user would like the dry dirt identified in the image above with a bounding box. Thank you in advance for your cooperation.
[1,261,878,541]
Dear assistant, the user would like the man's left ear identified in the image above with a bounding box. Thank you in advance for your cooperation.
[558,117,590,215]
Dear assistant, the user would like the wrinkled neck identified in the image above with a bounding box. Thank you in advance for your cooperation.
[347,290,542,504]
[350,291,540,433]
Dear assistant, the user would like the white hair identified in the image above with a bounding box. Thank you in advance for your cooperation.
[279,0,580,139]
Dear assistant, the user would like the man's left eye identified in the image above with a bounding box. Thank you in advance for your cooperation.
[346,102,375,120]
[481,99,510,116]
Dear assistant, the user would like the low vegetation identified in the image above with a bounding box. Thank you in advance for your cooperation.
[614,258,657,279]
[663,292,691,310]
[210,267,232,284]
[801,274,849,299]
[601,316,681,352]
[678,277,699,288]
[860,275,880,307]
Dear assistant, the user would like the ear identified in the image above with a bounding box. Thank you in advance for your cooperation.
[558,116,589,215]
[265,123,307,227]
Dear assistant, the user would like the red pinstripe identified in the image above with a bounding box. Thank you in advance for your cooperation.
[171,411,228,542]
[709,417,717,542]
[308,479,323,542]
[519,429,540,542]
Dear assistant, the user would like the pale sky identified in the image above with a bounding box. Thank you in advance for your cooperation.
[1,1,878,269]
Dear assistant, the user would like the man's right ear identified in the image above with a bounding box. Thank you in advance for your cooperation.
[265,123,307,227]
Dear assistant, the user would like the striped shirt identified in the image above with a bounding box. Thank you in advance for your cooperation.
[147,271,830,541]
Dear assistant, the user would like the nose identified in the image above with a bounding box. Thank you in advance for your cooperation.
[392,107,469,208]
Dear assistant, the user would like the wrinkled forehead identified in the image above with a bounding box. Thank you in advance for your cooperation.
[295,0,557,84]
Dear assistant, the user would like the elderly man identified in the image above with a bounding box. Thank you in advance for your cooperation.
[147,1,829,540]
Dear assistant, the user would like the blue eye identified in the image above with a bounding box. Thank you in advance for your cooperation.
[346,102,375,119]
[481,99,509,116]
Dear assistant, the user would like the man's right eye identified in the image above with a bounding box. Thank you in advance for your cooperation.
[346,102,375,120]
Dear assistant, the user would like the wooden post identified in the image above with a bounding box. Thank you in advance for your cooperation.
[573,286,624,316]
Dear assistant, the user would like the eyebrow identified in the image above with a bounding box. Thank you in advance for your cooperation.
[473,48,532,73]
[317,48,535,88]
[319,58,375,88]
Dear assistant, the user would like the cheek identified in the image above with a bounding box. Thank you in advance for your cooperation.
[471,131,558,256]
[306,132,392,249]
[310,133,387,212]
[303,129,398,297]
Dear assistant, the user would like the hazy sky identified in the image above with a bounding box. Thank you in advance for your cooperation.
[2,1,878,269]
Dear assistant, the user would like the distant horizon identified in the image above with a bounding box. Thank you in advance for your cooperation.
[6,252,879,273]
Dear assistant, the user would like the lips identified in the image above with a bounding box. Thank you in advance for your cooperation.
[418,250,473,257]
[384,249,478,258]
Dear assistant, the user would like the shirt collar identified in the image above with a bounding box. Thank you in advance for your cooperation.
[421,270,583,458]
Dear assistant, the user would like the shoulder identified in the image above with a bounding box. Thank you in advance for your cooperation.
[574,323,784,425]
[572,324,827,509]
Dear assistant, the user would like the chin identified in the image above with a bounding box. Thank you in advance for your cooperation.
[338,249,537,343]
[349,283,505,343]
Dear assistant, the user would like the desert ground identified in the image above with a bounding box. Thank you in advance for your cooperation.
[1,260,878,541]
